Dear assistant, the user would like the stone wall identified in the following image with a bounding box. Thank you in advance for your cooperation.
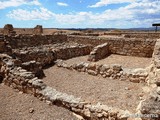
[13,44,92,67]
[56,60,148,83]
[88,43,110,62]
[140,87,160,120]
[152,39,160,69]
[104,32,160,39]
[5,34,67,49]
[21,61,44,78]
[3,24,15,36]
[68,35,156,57]
[0,54,130,120]
[55,45,92,60]
[3,34,156,58]
[13,48,55,67]
[33,25,43,35]
[147,39,160,84]
[137,39,160,119]
[124,33,160,39]
[0,34,12,55]
[68,35,106,47]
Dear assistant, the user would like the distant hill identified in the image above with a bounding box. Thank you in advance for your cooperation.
[58,27,158,31]
[128,27,158,31]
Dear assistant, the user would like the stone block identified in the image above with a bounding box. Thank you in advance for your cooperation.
[88,43,110,62]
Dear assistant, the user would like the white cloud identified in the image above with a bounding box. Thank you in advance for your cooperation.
[7,7,54,20]
[6,0,160,28]
[88,0,135,8]
[29,0,41,6]
[0,0,41,9]
[57,2,68,7]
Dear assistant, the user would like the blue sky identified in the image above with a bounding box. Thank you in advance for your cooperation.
[0,0,160,28]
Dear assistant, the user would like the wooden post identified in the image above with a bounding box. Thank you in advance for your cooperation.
[155,26,158,32]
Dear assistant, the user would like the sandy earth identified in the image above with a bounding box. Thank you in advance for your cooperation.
[43,66,146,112]
[0,84,78,120]
[62,54,152,69]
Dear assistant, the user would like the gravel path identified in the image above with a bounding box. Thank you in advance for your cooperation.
[0,84,78,120]
[63,54,151,68]
[43,66,146,112]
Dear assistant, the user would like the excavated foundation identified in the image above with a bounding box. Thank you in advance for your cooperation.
[43,65,145,113]
[0,28,160,120]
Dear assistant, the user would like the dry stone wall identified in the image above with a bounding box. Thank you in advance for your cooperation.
[104,32,160,39]
[68,35,156,57]
[21,61,44,78]
[147,39,160,84]
[2,34,156,58]
[137,39,160,119]
[0,34,12,55]
[13,48,55,67]
[33,25,43,35]
[88,43,110,62]
[124,33,160,39]
[140,87,160,120]
[55,45,92,60]
[13,44,92,67]
[3,24,16,36]
[55,60,148,83]
[5,34,67,49]
[0,54,130,120]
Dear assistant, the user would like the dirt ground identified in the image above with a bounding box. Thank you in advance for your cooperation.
[0,84,78,120]
[63,54,151,69]
[43,66,146,113]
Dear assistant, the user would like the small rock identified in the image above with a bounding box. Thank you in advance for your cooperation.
[72,113,84,120]
[102,111,108,117]
[138,93,144,97]
[87,70,97,76]
[125,87,129,90]
[100,64,110,72]
[84,109,91,117]
[0,83,4,86]
[157,87,160,95]
[102,74,106,78]
[129,78,140,83]
[39,97,44,101]
[87,63,97,71]
[46,100,52,105]
[19,91,23,94]
[97,113,103,118]
[29,108,34,113]
[139,97,143,100]
[155,80,160,86]
[111,64,122,71]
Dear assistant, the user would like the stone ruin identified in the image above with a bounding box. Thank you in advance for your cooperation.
[0,24,160,120]
[88,43,110,62]
[3,24,16,36]
[33,25,43,35]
